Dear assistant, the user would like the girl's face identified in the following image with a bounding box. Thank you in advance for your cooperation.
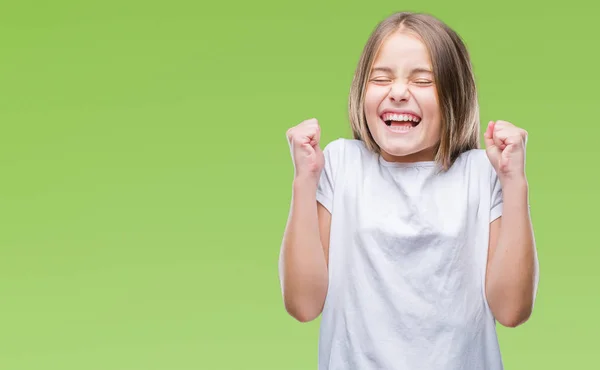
[364,31,441,163]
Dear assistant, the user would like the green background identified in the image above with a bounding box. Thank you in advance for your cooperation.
[1,0,597,369]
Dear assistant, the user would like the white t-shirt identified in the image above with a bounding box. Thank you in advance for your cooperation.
[315,138,504,370]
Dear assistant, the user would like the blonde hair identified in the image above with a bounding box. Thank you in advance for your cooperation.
[348,12,480,170]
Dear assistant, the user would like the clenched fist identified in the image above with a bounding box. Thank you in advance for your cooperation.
[484,120,528,183]
[286,118,325,183]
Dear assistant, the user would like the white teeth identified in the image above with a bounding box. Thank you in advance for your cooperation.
[382,113,421,123]
[388,125,412,132]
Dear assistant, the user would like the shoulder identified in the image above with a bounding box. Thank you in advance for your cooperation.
[453,149,495,175]
[322,138,372,162]
[452,149,502,195]
[455,148,487,165]
[322,137,364,152]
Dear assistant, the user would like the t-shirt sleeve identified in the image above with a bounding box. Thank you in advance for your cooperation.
[316,139,343,214]
[490,168,503,222]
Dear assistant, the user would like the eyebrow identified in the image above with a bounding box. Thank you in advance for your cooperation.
[370,66,433,74]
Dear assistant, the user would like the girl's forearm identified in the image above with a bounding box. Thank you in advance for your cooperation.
[486,178,539,327]
[278,178,329,322]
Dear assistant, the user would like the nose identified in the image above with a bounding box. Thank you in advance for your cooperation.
[388,82,410,102]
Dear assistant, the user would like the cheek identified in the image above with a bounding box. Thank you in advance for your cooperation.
[423,95,442,137]
[364,86,387,116]
[414,90,440,120]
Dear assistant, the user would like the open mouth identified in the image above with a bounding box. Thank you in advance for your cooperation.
[381,112,421,133]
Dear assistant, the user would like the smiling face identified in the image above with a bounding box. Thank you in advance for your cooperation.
[364,30,442,163]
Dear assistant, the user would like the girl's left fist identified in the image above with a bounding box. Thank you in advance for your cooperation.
[484,120,528,182]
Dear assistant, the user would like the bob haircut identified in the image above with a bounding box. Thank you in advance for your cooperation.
[348,12,480,170]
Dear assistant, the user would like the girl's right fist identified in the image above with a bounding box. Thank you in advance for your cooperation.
[286,118,324,182]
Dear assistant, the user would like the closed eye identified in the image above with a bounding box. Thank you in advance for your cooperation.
[414,80,433,85]
[370,78,392,83]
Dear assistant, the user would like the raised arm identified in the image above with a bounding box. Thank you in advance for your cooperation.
[278,119,331,322]
[484,120,539,328]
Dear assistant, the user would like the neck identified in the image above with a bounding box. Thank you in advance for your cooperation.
[380,147,436,163]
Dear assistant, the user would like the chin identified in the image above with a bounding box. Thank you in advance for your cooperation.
[374,136,417,155]
[366,118,438,161]
[382,147,420,159]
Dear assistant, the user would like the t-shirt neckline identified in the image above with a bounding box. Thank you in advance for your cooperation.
[378,155,436,168]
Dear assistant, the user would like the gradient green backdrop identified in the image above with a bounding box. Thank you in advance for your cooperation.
[1,0,598,369]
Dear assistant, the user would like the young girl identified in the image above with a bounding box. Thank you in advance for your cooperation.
[279,11,539,370]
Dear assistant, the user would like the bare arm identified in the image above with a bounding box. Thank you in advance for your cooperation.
[485,180,539,328]
[278,177,331,322]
